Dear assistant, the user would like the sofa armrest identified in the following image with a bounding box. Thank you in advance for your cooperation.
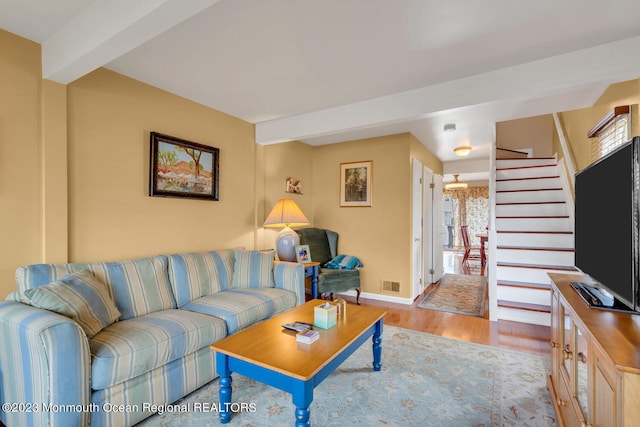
[273,261,305,306]
[0,302,91,427]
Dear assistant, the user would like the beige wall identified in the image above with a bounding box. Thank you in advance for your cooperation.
[0,31,43,298]
[555,79,640,173]
[496,114,554,157]
[0,29,261,299]
[66,69,257,262]
[312,134,414,298]
[260,141,314,250]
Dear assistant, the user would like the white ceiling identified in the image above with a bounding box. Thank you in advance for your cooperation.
[3,0,640,181]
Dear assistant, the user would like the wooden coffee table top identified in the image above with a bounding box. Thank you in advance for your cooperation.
[211,299,386,381]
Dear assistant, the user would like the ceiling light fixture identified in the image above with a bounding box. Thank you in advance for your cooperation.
[445,174,468,190]
[444,123,456,133]
[454,146,472,157]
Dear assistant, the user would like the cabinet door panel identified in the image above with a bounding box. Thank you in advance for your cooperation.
[594,361,615,427]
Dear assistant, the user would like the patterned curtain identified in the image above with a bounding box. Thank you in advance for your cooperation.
[443,186,489,248]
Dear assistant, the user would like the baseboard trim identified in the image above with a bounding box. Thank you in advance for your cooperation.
[337,290,414,305]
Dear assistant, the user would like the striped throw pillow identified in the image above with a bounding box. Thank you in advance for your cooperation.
[24,270,121,338]
[231,250,275,288]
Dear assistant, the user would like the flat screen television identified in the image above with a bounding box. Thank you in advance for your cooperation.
[573,136,639,312]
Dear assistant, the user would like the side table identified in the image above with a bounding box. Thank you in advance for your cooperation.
[303,261,321,299]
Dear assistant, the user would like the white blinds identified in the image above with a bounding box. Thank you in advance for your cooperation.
[591,112,630,162]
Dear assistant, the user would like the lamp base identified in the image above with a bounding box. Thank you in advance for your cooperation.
[275,226,300,262]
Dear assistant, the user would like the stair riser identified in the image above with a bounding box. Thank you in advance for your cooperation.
[496,217,572,231]
[497,233,574,248]
[497,266,574,284]
[496,249,574,266]
[496,159,557,168]
[496,190,565,203]
[495,203,567,217]
[497,286,551,306]
[496,177,561,191]
[497,307,551,327]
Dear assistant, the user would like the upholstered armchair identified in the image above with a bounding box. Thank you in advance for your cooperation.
[297,227,362,304]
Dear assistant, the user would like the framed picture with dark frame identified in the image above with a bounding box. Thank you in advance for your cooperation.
[149,132,219,201]
[340,161,372,207]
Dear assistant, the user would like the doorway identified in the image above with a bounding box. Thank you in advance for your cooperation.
[411,159,444,300]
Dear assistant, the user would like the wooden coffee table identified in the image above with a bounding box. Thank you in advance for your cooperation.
[210,299,386,426]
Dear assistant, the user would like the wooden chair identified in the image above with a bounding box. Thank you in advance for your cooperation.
[461,225,482,265]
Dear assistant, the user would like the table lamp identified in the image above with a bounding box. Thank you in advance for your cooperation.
[263,199,310,261]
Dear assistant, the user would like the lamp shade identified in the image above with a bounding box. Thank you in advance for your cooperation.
[454,146,472,156]
[263,199,310,228]
[263,199,310,262]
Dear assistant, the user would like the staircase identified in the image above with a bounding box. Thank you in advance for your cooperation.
[494,153,577,326]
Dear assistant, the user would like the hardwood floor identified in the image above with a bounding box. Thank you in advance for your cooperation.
[343,251,551,358]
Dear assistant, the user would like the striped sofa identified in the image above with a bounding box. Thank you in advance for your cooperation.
[0,249,304,427]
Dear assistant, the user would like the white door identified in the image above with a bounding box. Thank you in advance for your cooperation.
[431,174,445,283]
[422,166,433,288]
[411,158,424,299]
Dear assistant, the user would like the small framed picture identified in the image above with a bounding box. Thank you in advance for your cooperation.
[340,160,372,207]
[295,245,312,264]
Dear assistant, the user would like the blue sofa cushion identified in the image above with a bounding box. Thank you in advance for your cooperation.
[89,309,226,390]
[180,288,296,334]
[15,256,176,321]
[24,270,121,338]
[168,250,235,307]
[231,249,275,289]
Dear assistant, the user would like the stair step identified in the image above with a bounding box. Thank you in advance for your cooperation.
[497,187,563,193]
[496,176,562,191]
[496,230,573,234]
[496,215,569,219]
[496,202,567,217]
[497,300,551,313]
[496,201,566,205]
[496,158,557,169]
[496,216,572,232]
[496,164,557,171]
[497,307,551,326]
[497,246,574,252]
[496,175,560,182]
[496,189,565,203]
[496,231,574,248]
[497,280,551,290]
[497,262,578,271]
[496,246,574,265]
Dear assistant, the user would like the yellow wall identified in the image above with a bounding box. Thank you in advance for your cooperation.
[497,115,554,157]
[312,134,415,298]
[66,69,257,262]
[260,141,314,250]
[0,31,43,298]
[556,79,640,173]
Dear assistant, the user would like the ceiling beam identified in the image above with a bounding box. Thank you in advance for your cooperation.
[42,0,221,84]
[255,35,640,145]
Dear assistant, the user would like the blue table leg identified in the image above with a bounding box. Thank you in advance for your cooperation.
[311,265,319,299]
[292,380,313,427]
[372,319,383,371]
[217,353,233,424]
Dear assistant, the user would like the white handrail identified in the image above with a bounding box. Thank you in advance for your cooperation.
[553,113,576,181]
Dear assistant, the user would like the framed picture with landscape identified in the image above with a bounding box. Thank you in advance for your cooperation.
[340,161,372,207]
[149,132,219,201]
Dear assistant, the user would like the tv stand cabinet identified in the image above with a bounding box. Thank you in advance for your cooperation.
[548,273,640,427]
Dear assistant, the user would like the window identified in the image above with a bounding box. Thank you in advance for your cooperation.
[588,106,631,162]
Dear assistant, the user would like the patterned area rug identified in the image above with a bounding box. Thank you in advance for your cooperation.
[137,326,556,426]
[418,273,487,317]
